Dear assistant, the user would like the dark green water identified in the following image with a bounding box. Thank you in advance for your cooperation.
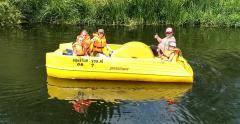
[0,25,240,124]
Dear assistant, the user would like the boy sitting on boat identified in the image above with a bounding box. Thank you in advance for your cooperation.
[161,42,181,62]
[89,29,112,57]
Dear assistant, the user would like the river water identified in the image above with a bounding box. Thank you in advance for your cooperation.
[0,25,239,124]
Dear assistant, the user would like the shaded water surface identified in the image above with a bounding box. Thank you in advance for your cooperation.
[0,25,240,124]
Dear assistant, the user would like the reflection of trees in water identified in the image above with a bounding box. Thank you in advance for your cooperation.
[174,51,240,123]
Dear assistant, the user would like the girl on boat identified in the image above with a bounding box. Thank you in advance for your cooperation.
[72,30,91,56]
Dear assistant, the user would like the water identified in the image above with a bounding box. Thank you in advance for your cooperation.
[0,25,240,124]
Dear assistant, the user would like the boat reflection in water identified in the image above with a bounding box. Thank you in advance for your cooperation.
[47,76,192,113]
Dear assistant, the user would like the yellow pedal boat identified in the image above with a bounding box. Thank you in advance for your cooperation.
[46,41,193,83]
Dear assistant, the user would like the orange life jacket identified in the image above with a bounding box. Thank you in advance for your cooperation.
[171,48,181,55]
[163,48,181,57]
[81,35,91,49]
[92,36,107,53]
[73,35,91,55]
[161,48,181,61]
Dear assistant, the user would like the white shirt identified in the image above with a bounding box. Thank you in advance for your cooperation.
[158,36,176,51]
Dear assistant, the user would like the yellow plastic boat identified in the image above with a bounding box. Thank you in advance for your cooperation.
[46,41,193,83]
[47,76,192,101]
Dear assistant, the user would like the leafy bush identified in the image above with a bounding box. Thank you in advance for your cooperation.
[38,0,89,24]
[9,0,46,23]
[0,1,22,26]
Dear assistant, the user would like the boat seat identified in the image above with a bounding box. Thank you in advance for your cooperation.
[111,41,154,58]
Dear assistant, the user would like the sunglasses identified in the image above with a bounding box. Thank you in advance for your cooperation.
[165,32,172,34]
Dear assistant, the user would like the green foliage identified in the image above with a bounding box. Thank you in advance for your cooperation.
[0,1,22,26]
[94,0,128,25]
[38,0,90,24]
[9,0,46,23]
[0,0,240,27]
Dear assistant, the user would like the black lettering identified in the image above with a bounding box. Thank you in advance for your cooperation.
[77,63,84,66]
[81,58,88,62]
[110,67,129,71]
[73,59,81,62]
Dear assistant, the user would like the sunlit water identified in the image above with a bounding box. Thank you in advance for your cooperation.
[0,25,240,124]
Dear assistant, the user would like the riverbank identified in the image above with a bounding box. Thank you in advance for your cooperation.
[1,0,240,27]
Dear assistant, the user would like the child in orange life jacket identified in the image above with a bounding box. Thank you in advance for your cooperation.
[162,42,181,62]
[72,30,91,56]
[90,29,111,56]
